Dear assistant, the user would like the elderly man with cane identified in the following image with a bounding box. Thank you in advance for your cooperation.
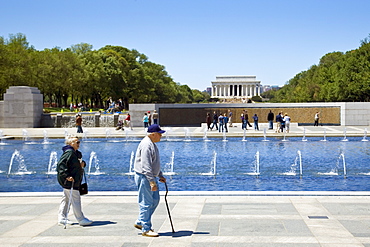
[57,135,92,227]
[133,124,167,237]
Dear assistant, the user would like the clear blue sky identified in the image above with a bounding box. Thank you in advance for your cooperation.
[1,0,369,90]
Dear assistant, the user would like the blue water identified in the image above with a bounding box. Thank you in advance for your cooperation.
[0,136,369,192]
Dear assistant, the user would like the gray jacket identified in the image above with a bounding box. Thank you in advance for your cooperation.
[134,136,163,182]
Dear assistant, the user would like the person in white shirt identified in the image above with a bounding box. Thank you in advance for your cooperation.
[283,113,291,133]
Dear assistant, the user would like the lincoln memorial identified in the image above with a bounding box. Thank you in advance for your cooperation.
[211,76,262,99]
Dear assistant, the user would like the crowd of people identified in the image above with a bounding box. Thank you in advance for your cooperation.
[74,108,321,134]
[105,97,125,113]
[142,110,159,129]
[206,110,297,133]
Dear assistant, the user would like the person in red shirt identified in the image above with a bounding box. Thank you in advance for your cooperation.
[124,113,133,130]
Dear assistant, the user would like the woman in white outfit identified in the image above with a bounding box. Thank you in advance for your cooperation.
[283,113,291,133]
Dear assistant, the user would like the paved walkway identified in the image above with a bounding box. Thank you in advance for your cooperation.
[1,192,370,246]
[1,124,370,139]
[1,126,370,246]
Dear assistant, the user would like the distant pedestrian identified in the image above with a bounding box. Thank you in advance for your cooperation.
[275,112,282,133]
[206,113,212,130]
[314,112,320,126]
[223,113,229,132]
[241,113,246,130]
[267,110,274,130]
[218,114,224,132]
[152,110,159,125]
[245,110,252,128]
[143,113,149,129]
[147,111,152,126]
[252,114,259,131]
[125,113,133,130]
[228,110,233,127]
[76,114,83,133]
[283,113,291,133]
[210,111,218,130]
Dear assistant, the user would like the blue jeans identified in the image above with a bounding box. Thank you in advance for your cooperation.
[77,126,83,133]
[218,122,224,132]
[134,173,160,232]
[242,120,247,129]
[210,120,218,130]
[254,121,259,130]
[268,120,273,129]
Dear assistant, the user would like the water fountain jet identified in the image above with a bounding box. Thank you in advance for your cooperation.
[22,129,29,142]
[47,151,58,176]
[262,129,269,142]
[362,128,368,142]
[320,129,327,142]
[302,128,307,142]
[342,128,348,142]
[88,151,104,176]
[222,131,228,142]
[246,151,260,176]
[8,150,34,177]
[201,151,217,176]
[163,151,175,176]
[42,130,50,144]
[242,129,247,142]
[203,129,211,142]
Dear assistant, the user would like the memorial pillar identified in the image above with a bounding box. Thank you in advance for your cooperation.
[2,86,43,128]
[95,113,100,127]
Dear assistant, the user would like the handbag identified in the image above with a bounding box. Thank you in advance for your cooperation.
[79,171,88,195]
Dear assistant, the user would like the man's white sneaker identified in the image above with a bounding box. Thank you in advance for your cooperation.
[79,218,93,226]
[58,219,73,225]
[142,229,159,237]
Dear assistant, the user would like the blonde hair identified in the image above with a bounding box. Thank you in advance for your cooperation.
[65,134,78,145]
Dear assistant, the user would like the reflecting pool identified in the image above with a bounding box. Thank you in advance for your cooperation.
[0,136,369,192]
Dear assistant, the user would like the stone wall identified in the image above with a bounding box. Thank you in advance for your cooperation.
[342,102,370,126]
[0,86,43,128]
[129,102,370,127]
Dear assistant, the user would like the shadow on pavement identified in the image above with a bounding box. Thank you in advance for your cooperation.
[84,221,117,227]
[160,230,210,238]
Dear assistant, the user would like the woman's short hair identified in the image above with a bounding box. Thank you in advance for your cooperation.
[65,134,78,145]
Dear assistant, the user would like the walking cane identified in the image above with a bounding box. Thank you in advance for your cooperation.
[64,180,74,229]
[164,182,175,233]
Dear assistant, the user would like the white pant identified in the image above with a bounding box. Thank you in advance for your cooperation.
[58,188,85,222]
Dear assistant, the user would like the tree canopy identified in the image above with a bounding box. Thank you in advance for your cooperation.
[267,35,370,102]
[0,33,210,108]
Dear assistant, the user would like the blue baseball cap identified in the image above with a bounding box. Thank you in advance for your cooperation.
[147,124,166,133]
